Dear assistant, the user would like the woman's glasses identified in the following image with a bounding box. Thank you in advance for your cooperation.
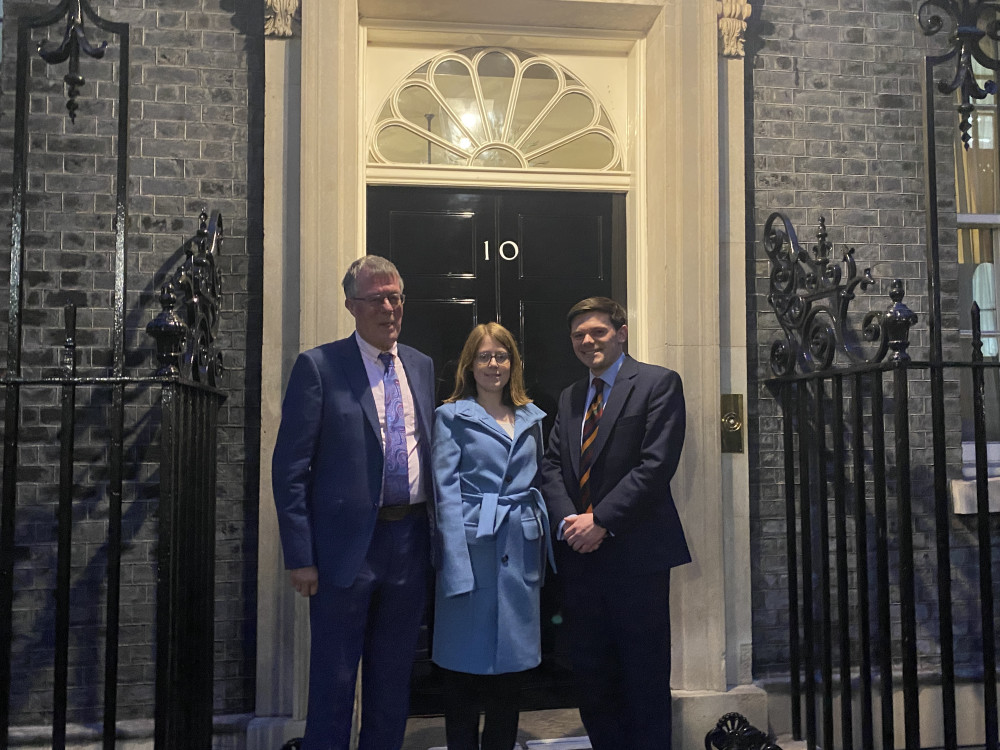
[475,351,510,365]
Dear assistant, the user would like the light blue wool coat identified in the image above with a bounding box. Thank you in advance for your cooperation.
[431,398,552,675]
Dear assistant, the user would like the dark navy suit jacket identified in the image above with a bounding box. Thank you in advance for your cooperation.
[272,335,436,587]
[541,355,690,574]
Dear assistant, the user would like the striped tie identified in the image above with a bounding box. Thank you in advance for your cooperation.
[579,377,605,513]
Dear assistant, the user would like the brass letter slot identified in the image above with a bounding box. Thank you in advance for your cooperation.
[721,393,744,453]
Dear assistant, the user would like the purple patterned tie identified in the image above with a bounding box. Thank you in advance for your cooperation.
[378,352,409,505]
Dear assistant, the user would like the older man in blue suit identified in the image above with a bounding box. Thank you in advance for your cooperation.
[541,296,690,750]
[272,256,436,750]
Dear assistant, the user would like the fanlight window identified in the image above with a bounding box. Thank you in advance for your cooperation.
[369,47,623,171]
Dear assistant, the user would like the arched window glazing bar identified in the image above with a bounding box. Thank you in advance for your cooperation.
[368,47,624,172]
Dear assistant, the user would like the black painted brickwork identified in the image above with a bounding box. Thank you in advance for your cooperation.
[0,0,263,724]
[747,1,1000,683]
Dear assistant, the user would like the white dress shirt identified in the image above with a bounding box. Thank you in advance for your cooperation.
[355,332,425,504]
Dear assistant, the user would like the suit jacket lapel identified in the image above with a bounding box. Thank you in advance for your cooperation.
[343,336,381,443]
[591,357,637,463]
[398,345,432,444]
[568,378,588,477]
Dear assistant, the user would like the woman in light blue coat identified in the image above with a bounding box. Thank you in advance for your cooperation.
[432,322,552,750]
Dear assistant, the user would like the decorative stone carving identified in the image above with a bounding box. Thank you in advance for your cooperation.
[718,0,752,58]
[265,0,300,38]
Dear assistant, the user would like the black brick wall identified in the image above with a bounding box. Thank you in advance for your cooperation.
[0,0,262,724]
[747,1,997,681]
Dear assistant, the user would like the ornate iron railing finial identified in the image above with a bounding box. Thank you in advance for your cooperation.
[705,713,783,750]
[36,0,109,123]
[763,212,888,376]
[146,211,225,386]
[918,0,1000,149]
[885,279,918,362]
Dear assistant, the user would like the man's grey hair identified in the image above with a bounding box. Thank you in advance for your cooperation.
[342,256,404,299]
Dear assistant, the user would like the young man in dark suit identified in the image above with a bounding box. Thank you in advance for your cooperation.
[272,256,436,750]
[541,296,690,750]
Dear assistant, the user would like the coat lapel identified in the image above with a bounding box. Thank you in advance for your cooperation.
[455,398,532,444]
[455,398,507,440]
[511,402,544,443]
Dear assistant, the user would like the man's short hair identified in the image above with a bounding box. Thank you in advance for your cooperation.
[342,256,404,299]
[567,297,627,330]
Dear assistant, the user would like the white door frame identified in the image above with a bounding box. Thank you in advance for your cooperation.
[253,2,756,747]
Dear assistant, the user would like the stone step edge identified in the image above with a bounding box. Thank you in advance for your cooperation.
[429,738,593,750]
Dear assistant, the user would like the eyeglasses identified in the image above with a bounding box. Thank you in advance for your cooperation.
[351,293,405,308]
[475,351,510,365]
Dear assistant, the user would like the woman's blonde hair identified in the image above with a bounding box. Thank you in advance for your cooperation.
[444,322,532,406]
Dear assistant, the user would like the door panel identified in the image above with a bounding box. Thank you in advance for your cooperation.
[404,299,477,403]
[367,185,624,714]
[496,191,617,435]
[389,211,479,276]
[369,188,498,401]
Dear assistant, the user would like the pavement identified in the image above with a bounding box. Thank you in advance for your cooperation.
[402,708,591,750]
[402,710,805,750]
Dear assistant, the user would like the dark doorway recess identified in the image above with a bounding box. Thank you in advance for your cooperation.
[367,185,626,714]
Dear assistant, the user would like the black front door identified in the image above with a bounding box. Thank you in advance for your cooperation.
[367,185,625,713]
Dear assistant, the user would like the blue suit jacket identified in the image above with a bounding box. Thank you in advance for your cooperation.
[272,335,436,588]
[540,355,691,574]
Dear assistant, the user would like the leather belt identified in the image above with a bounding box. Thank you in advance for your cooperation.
[377,502,426,521]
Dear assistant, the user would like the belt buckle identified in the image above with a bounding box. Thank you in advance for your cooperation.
[379,503,419,521]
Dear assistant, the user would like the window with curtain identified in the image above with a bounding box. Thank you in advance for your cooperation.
[956,56,1000,442]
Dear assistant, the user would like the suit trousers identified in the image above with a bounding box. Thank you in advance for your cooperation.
[561,568,672,750]
[303,512,430,750]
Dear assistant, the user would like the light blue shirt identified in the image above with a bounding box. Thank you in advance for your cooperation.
[561,352,627,537]
[580,352,626,441]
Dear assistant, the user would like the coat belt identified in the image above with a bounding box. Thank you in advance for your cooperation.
[470,488,555,570]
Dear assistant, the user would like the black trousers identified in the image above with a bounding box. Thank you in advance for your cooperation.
[562,569,673,750]
[440,667,525,750]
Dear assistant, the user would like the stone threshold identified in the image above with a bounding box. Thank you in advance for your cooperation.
[7,714,252,749]
[429,740,592,750]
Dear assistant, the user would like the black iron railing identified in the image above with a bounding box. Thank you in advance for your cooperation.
[2,2,227,747]
[1,217,227,749]
[762,4,1000,749]
[1,217,226,748]
[764,211,999,750]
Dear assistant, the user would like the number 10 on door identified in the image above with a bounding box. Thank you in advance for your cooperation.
[484,240,519,261]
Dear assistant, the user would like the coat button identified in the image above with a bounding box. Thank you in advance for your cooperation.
[504,475,513,483]
[501,555,509,564]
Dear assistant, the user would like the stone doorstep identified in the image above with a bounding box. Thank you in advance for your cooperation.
[773,738,807,750]
[431,736,802,750]
[429,741,592,750]
[6,714,252,749]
